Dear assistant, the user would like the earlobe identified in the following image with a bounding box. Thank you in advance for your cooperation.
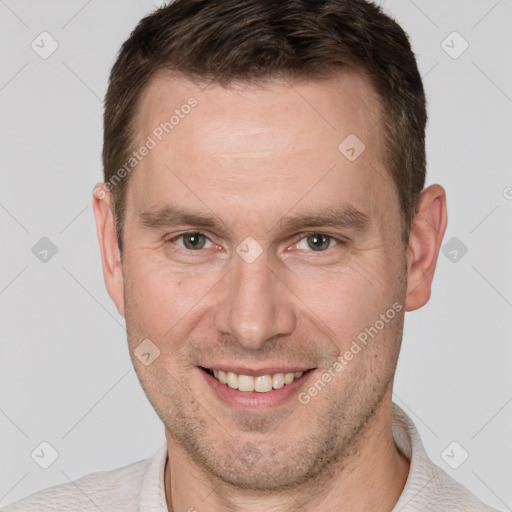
[405,184,448,312]
[92,183,126,317]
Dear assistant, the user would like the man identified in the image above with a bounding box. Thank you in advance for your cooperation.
[3,0,500,511]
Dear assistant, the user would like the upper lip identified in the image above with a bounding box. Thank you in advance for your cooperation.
[200,365,313,376]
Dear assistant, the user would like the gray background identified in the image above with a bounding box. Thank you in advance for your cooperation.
[1,0,511,509]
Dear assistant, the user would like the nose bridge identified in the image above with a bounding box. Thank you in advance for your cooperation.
[214,249,296,349]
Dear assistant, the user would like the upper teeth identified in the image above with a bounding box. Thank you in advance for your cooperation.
[212,370,304,393]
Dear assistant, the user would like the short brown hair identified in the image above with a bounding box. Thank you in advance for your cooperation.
[103,0,426,252]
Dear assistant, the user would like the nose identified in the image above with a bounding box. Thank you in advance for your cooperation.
[214,249,297,351]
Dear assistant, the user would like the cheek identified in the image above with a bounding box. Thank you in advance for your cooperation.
[123,254,218,341]
[289,255,403,345]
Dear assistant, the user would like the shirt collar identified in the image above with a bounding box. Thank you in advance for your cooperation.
[390,402,443,511]
[138,441,168,511]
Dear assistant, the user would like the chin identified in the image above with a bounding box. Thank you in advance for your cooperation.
[180,430,341,493]
[205,455,312,492]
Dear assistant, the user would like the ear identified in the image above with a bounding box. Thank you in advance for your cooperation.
[405,184,448,312]
[92,183,125,317]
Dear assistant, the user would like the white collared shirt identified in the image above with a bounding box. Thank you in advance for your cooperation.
[2,404,500,511]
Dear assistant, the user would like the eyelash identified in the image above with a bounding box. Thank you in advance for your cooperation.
[166,231,345,254]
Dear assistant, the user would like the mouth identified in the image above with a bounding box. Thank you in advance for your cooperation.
[201,367,311,393]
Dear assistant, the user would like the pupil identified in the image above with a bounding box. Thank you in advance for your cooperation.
[308,233,329,251]
[185,233,205,249]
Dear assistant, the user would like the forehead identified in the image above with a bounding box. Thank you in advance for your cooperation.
[136,69,382,152]
[127,70,396,233]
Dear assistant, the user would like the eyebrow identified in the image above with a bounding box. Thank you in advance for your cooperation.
[139,205,371,235]
[275,206,370,233]
[140,207,225,231]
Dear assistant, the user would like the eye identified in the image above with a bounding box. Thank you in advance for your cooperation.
[172,232,213,250]
[295,233,339,252]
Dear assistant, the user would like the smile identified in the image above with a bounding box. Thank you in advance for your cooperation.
[202,368,307,393]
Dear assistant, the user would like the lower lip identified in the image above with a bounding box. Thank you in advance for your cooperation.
[200,368,315,410]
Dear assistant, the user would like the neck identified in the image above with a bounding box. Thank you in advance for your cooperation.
[164,395,409,512]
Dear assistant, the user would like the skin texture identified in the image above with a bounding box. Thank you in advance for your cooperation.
[93,70,447,512]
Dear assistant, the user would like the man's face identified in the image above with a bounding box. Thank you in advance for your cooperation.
[119,71,408,490]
